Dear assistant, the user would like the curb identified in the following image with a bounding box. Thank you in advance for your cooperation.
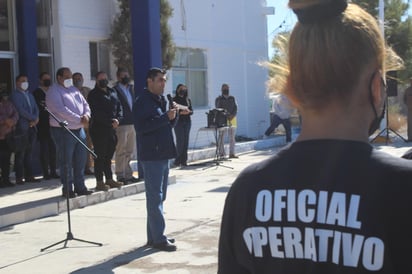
[0,136,285,229]
[0,176,175,229]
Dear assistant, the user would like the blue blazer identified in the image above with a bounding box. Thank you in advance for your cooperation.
[10,89,39,132]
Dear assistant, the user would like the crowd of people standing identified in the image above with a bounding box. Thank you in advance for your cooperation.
[0,67,141,194]
[0,67,200,195]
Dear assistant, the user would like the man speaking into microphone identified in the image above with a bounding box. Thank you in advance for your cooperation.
[132,67,177,252]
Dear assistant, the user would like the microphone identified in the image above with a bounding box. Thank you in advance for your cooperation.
[167,94,189,111]
[167,94,174,110]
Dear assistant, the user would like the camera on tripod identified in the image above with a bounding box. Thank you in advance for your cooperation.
[206,108,228,128]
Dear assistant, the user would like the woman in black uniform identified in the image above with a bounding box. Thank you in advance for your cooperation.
[218,1,412,273]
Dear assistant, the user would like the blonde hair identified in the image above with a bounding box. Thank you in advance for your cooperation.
[268,0,402,110]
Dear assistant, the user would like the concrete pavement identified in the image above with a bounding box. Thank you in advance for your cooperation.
[0,137,411,273]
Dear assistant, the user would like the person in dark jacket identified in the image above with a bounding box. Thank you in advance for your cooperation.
[0,89,18,187]
[218,1,412,273]
[88,71,124,191]
[133,67,177,252]
[10,74,40,184]
[33,72,59,180]
[113,68,142,184]
[215,83,238,158]
[173,84,193,167]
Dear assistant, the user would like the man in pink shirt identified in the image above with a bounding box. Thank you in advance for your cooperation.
[46,67,93,198]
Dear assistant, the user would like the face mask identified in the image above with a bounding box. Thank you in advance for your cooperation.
[21,82,29,91]
[368,100,386,136]
[178,89,187,96]
[222,89,229,96]
[64,78,73,88]
[98,79,109,88]
[73,79,83,88]
[121,77,130,85]
[43,79,51,87]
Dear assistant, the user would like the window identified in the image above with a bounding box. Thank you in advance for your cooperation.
[89,41,111,79]
[0,0,14,51]
[172,48,208,107]
[36,0,53,74]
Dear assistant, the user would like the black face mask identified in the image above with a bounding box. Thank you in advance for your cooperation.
[368,72,387,136]
[43,79,51,87]
[178,89,187,96]
[222,89,229,96]
[98,79,109,88]
[121,77,130,85]
[368,100,386,136]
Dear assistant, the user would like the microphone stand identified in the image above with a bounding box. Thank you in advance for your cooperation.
[41,106,102,252]
[203,110,233,170]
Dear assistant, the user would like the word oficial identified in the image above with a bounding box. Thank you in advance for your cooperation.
[243,189,384,271]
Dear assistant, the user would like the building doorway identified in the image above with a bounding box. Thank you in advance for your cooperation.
[0,57,14,93]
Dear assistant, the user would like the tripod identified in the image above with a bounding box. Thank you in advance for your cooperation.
[203,126,233,170]
[371,96,407,145]
[41,107,102,252]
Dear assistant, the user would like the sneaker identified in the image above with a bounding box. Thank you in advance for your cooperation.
[105,179,123,188]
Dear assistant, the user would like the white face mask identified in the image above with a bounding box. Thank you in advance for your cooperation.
[63,79,73,88]
[21,82,29,91]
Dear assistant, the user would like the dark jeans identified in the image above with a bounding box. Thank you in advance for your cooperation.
[38,133,57,176]
[265,114,292,142]
[90,127,117,181]
[51,127,87,193]
[0,139,12,180]
[174,120,191,165]
[141,160,169,245]
[14,127,36,180]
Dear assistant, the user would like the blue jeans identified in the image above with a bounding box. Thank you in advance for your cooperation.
[141,160,170,244]
[51,127,87,193]
[265,114,292,142]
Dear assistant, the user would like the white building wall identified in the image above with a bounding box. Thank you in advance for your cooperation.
[169,0,271,148]
[52,0,117,87]
[52,0,271,149]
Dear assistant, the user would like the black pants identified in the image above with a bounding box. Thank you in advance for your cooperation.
[14,127,36,180]
[174,120,191,165]
[38,133,57,176]
[265,114,292,142]
[0,139,12,180]
[90,127,117,181]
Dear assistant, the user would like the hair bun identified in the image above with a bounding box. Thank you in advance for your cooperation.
[293,0,348,25]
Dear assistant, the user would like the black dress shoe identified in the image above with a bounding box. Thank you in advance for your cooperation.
[126,177,141,183]
[3,180,15,187]
[62,191,76,199]
[152,241,177,252]
[146,238,175,246]
[25,177,41,183]
[76,189,93,196]
[84,169,94,175]
[50,173,60,179]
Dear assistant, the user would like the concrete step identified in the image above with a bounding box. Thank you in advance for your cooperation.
[0,137,285,229]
